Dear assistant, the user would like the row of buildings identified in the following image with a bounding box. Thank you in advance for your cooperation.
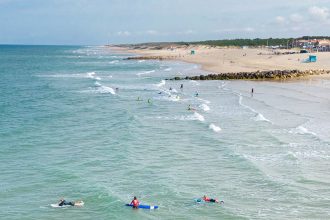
[295,39,330,52]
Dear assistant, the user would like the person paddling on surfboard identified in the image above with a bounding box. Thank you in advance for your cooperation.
[203,195,224,204]
[130,196,140,209]
[58,198,75,206]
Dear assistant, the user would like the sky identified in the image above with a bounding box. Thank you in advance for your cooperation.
[0,0,330,45]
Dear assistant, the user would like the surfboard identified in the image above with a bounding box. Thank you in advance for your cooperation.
[194,198,224,204]
[125,204,158,209]
[51,201,84,208]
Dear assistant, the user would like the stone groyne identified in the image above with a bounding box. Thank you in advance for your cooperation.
[124,56,174,61]
[167,69,330,80]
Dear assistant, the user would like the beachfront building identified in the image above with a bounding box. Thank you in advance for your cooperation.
[295,39,330,52]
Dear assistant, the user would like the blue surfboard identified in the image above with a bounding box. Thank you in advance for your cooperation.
[125,204,158,209]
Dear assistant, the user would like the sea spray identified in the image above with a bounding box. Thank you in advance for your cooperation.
[209,123,221,132]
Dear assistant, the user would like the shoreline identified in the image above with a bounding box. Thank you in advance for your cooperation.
[108,45,330,80]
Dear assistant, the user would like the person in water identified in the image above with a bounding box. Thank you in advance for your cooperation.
[180,84,183,89]
[130,196,140,209]
[148,98,152,104]
[58,199,75,206]
[202,195,224,203]
[195,92,199,97]
[188,105,195,111]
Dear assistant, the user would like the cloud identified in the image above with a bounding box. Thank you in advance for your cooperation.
[177,30,196,35]
[116,31,131,36]
[244,27,255,32]
[308,6,329,21]
[214,27,255,33]
[145,30,158,35]
[275,16,286,25]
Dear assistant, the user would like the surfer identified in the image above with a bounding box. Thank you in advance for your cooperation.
[202,195,224,204]
[187,105,195,111]
[130,196,140,209]
[195,92,199,97]
[58,199,75,207]
[180,84,183,89]
[137,97,142,101]
[169,87,172,91]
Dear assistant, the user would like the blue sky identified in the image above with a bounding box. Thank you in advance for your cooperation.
[0,0,330,45]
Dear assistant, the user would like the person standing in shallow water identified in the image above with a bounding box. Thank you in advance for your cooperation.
[251,88,254,97]
[130,196,140,209]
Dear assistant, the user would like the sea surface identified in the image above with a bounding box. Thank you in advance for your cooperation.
[0,45,329,220]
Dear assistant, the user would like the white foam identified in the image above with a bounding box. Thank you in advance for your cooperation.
[191,112,205,122]
[164,95,180,102]
[254,113,270,122]
[138,60,146,63]
[109,60,119,64]
[290,126,317,136]
[199,103,210,112]
[197,98,211,104]
[209,123,221,132]
[136,70,155,76]
[152,112,204,122]
[94,81,102,87]
[164,67,172,71]
[95,85,116,94]
[239,94,272,124]
[189,80,200,86]
[87,72,96,79]
[155,80,166,87]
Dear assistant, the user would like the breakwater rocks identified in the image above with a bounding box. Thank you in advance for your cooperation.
[124,56,174,61]
[168,69,330,80]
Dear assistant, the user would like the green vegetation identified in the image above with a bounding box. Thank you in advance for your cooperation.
[175,36,330,47]
[183,38,294,47]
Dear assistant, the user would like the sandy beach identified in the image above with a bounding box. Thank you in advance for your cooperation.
[111,45,330,75]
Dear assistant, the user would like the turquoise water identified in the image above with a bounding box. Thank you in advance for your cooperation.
[1,45,329,219]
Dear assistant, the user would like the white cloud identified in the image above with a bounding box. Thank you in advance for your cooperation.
[308,6,329,21]
[214,27,255,33]
[145,30,158,35]
[275,16,286,25]
[177,30,196,35]
[244,27,255,32]
[116,31,131,36]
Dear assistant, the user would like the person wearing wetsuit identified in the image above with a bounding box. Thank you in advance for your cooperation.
[130,196,140,209]
[58,199,75,206]
[203,195,223,203]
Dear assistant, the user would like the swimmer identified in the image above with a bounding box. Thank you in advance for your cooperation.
[202,195,224,204]
[130,196,140,209]
[58,198,83,207]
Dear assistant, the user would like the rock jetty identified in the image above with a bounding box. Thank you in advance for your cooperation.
[124,56,174,61]
[168,69,330,80]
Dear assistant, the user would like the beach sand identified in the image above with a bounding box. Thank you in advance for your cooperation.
[110,45,330,75]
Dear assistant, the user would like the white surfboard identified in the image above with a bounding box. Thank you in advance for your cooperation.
[51,201,84,208]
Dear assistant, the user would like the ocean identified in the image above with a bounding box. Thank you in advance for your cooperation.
[0,45,329,219]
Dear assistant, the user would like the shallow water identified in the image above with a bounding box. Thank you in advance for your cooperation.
[0,45,329,219]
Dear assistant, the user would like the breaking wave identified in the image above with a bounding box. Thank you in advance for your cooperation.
[209,123,221,132]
